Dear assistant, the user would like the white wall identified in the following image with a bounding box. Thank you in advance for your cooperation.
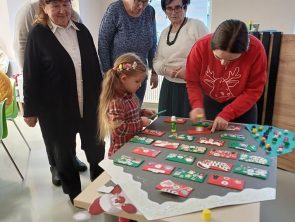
[0,0,11,56]
[78,0,113,48]
[0,0,28,74]
[0,0,26,59]
[0,0,111,75]
[210,0,295,33]
[1,0,295,74]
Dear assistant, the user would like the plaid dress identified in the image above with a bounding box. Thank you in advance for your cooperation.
[108,93,143,156]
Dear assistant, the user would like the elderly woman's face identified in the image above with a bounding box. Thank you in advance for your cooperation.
[165,0,186,25]
[131,0,150,16]
[44,0,72,27]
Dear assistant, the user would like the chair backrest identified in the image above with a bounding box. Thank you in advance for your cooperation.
[0,99,8,139]
[5,78,19,119]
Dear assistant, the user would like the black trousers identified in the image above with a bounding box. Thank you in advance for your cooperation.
[39,115,105,198]
[204,95,258,124]
[39,122,69,167]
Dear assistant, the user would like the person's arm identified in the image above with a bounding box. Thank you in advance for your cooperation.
[194,19,209,41]
[218,46,267,121]
[13,4,35,72]
[186,42,204,109]
[175,20,209,80]
[153,29,181,78]
[108,100,143,138]
[153,31,166,76]
[147,8,157,71]
[97,8,117,73]
[148,7,158,89]
[140,108,156,117]
[23,29,41,119]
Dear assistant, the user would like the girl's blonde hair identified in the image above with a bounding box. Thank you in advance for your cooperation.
[98,53,147,141]
[34,0,79,26]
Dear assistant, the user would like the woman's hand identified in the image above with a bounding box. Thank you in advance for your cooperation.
[211,116,228,132]
[164,66,181,78]
[174,67,185,79]
[141,116,151,127]
[150,71,158,89]
[189,108,205,122]
[24,116,38,127]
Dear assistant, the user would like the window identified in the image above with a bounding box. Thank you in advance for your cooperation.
[143,0,209,104]
[150,0,209,36]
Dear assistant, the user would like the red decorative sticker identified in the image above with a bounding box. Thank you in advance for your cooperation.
[156,179,193,197]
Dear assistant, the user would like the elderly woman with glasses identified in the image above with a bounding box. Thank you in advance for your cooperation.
[98,0,158,104]
[23,0,105,203]
[153,0,208,118]
[186,19,267,132]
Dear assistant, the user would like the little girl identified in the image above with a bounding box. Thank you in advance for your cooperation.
[99,53,155,157]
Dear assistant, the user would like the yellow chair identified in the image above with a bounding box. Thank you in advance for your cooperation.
[0,99,24,180]
[5,78,31,151]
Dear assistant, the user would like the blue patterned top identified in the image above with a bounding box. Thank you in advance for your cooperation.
[98,0,157,73]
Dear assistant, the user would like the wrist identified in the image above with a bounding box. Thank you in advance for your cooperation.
[164,66,167,75]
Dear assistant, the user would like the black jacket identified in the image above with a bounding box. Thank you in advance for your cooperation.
[23,22,102,132]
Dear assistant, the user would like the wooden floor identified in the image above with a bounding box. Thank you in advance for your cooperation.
[278,150,295,173]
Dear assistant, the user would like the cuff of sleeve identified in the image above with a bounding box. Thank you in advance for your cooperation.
[23,104,38,117]
[217,112,231,122]
[192,101,204,109]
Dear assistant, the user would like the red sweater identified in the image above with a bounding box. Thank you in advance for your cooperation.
[186,34,267,121]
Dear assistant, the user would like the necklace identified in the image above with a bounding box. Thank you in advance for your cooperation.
[166,17,187,46]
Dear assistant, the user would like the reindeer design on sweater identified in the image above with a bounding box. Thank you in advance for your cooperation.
[204,66,241,100]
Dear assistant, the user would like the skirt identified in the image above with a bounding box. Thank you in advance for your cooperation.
[158,78,191,118]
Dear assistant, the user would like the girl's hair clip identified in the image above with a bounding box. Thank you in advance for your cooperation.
[113,61,137,72]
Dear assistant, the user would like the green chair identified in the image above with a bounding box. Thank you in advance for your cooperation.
[5,78,31,151]
[0,99,24,180]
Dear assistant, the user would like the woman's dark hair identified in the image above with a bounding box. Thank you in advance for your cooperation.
[161,0,190,11]
[211,19,249,53]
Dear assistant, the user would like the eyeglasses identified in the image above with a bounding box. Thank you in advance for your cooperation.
[166,5,184,13]
[134,0,151,7]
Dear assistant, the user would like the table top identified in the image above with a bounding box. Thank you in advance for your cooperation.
[74,171,260,222]
[99,117,274,220]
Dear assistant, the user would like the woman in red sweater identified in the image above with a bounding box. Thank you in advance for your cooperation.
[186,19,267,132]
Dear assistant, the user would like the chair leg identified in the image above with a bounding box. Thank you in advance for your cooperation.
[1,140,24,180]
[12,119,31,151]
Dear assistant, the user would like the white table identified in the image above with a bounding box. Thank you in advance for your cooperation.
[74,172,260,222]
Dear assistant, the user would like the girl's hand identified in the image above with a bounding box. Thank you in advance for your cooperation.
[141,117,151,127]
[189,108,205,122]
[211,116,228,132]
[141,109,156,117]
